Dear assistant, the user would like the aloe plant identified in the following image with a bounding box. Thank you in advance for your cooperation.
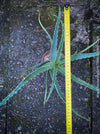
[0,7,100,121]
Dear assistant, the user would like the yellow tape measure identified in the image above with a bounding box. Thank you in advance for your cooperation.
[64,5,72,134]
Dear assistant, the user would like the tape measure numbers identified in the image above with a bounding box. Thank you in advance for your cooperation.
[64,5,72,134]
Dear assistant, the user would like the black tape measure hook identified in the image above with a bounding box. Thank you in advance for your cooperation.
[64,4,70,10]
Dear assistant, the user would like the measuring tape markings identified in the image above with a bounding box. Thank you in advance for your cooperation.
[64,5,72,134]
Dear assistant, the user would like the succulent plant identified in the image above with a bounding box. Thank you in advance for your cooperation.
[0,7,100,121]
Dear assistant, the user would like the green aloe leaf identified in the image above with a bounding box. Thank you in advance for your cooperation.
[38,13,52,44]
[71,74,100,93]
[56,21,64,61]
[44,71,49,105]
[46,68,57,102]
[71,52,100,61]
[57,66,100,92]
[53,14,64,62]
[20,61,49,77]
[0,62,53,106]
[59,51,100,65]
[52,73,65,102]
[79,39,100,54]
[50,6,61,61]
[72,109,89,121]
[52,68,89,121]
[57,65,65,75]
[59,57,65,65]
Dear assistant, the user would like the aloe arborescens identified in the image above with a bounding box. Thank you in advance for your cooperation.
[0,7,100,121]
